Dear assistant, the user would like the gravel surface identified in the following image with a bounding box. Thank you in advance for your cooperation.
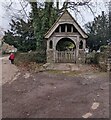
[2,56,18,85]
[2,58,109,118]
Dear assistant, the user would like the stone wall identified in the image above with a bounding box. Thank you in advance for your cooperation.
[99,45,111,72]
[47,50,54,63]
[77,49,86,64]
[107,58,111,71]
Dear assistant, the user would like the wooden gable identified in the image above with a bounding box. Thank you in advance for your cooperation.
[45,10,88,39]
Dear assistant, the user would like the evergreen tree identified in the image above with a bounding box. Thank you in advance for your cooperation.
[85,11,109,51]
[109,1,111,41]
[3,18,36,52]
[30,1,58,62]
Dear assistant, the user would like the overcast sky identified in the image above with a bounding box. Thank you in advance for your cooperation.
[0,0,110,35]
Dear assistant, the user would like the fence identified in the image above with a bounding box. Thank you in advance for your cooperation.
[55,50,76,63]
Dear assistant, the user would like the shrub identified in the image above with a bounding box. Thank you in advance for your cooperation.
[93,53,100,64]
[14,51,46,65]
[86,52,100,64]
[2,51,6,55]
[100,45,108,52]
[85,50,109,71]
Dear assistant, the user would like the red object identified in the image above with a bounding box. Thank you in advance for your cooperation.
[9,53,15,60]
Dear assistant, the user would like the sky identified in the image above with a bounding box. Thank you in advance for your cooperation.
[0,0,110,35]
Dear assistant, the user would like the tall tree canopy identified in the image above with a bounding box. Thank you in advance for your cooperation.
[109,1,111,41]
[30,1,58,52]
[29,1,60,62]
[85,11,109,51]
[3,18,36,52]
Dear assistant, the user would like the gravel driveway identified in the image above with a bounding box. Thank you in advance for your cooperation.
[2,58,109,118]
[2,56,18,85]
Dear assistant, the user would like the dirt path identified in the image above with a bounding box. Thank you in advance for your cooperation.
[1,56,19,85]
[2,59,109,118]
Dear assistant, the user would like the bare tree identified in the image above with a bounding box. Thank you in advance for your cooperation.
[2,0,30,20]
[2,0,106,21]
[1,0,108,29]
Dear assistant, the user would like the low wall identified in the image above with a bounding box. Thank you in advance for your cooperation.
[47,50,54,63]
[77,50,86,64]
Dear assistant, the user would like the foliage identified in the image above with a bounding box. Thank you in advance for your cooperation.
[15,51,46,64]
[86,50,109,70]
[56,38,76,51]
[2,51,6,55]
[85,11,110,51]
[30,2,58,62]
[86,52,100,64]
[109,1,111,41]
[3,19,36,52]
[100,45,108,52]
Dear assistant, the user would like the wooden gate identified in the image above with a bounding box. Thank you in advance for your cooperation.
[55,50,76,63]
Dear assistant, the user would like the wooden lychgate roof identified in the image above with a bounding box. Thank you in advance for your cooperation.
[45,10,88,39]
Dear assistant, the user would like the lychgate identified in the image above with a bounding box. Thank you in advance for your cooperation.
[45,10,88,63]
